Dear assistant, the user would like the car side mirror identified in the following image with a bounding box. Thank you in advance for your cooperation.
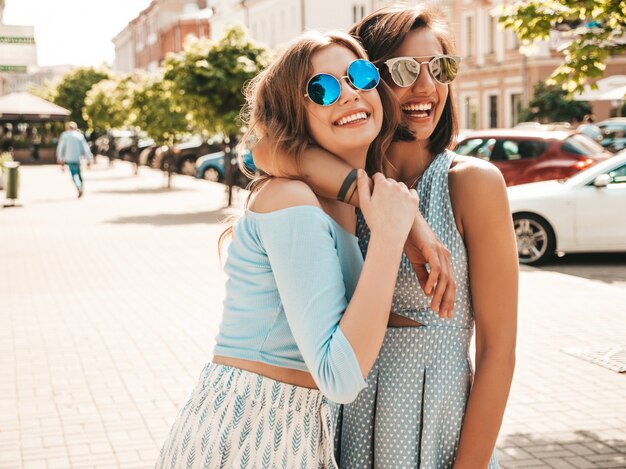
[593,174,611,187]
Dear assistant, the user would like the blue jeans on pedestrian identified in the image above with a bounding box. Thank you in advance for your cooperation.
[67,163,83,192]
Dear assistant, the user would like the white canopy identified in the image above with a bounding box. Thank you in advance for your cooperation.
[0,91,70,121]
[574,75,626,102]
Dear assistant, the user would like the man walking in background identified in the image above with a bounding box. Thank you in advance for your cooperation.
[56,121,93,198]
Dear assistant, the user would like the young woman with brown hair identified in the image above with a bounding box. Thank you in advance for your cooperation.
[155,31,421,468]
[254,4,518,468]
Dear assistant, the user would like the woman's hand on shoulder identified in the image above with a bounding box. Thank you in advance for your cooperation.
[358,170,419,245]
[248,178,321,213]
[252,137,297,178]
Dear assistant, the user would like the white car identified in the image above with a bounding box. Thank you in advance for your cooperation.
[507,151,626,264]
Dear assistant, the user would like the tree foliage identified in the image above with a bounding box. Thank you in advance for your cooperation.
[521,81,592,122]
[163,25,270,137]
[130,75,189,144]
[497,0,626,95]
[53,67,110,129]
[83,75,133,132]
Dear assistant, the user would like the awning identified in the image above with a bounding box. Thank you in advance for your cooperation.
[0,91,71,122]
[574,75,626,102]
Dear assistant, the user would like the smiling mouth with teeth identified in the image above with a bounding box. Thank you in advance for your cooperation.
[334,112,370,126]
[401,103,433,118]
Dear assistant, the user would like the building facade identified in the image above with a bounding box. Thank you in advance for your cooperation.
[112,0,211,73]
[451,0,625,128]
[0,0,38,96]
[2,65,72,95]
[210,0,624,128]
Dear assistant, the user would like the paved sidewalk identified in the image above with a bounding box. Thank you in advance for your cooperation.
[1,161,625,469]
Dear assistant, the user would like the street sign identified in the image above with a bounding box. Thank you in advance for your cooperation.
[0,65,27,73]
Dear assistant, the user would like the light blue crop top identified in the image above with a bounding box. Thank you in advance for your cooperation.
[213,205,367,404]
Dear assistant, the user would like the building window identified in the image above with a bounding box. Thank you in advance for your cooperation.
[270,16,276,47]
[488,15,496,54]
[465,15,473,57]
[353,4,366,23]
[508,30,520,50]
[489,95,499,128]
[510,93,522,125]
[465,97,478,130]
[280,10,285,40]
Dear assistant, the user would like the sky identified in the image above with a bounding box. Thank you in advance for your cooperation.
[3,0,153,67]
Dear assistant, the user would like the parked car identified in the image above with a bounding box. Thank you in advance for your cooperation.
[93,130,150,165]
[507,151,626,265]
[195,150,257,187]
[455,129,611,186]
[158,136,225,175]
[597,117,626,153]
[138,144,158,168]
[118,136,155,166]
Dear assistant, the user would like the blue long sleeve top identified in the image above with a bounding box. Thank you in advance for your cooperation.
[213,205,367,404]
[56,130,92,163]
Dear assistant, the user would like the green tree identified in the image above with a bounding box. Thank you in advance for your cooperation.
[164,25,270,136]
[164,25,270,203]
[54,67,110,129]
[497,0,626,95]
[83,75,133,132]
[130,75,189,144]
[521,81,592,122]
[28,81,56,102]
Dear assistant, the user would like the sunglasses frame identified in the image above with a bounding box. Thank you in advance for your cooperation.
[384,54,462,87]
[304,59,380,107]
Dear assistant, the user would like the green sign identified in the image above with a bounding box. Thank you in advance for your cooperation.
[0,65,27,73]
[0,36,35,44]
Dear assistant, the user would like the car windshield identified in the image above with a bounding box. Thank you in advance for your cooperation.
[599,124,626,137]
[562,134,605,155]
[564,152,626,186]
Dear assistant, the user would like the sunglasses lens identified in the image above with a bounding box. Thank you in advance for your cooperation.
[389,58,420,87]
[430,56,459,84]
[307,74,340,106]
[348,60,380,90]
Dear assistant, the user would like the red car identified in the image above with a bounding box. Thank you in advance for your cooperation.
[454,129,612,186]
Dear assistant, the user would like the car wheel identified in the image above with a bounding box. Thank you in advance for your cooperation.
[513,213,556,265]
[203,167,221,182]
[180,157,196,176]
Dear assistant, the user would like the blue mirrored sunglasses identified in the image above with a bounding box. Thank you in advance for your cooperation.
[305,59,380,106]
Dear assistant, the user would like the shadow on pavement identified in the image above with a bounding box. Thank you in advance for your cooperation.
[499,430,626,468]
[85,175,139,182]
[106,209,234,226]
[536,252,626,285]
[95,187,191,195]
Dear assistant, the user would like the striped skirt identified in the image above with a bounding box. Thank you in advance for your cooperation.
[155,362,340,469]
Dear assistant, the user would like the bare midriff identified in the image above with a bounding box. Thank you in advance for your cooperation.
[212,355,319,389]
[387,312,424,327]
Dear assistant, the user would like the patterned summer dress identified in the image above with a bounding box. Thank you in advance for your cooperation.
[339,150,499,468]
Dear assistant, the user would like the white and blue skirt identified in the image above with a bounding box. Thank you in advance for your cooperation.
[155,362,339,469]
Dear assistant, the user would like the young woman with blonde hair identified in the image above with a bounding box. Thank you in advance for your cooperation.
[254,4,518,468]
[155,31,421,468]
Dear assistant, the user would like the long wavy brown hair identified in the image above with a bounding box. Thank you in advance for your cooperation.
[219,31,400,250]
[243,30,399,174]
[350,4,460,155]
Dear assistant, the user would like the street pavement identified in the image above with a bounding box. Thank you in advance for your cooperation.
[1,160,625,469]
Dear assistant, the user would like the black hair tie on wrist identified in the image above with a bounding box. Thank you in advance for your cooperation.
[337,168,358,202]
